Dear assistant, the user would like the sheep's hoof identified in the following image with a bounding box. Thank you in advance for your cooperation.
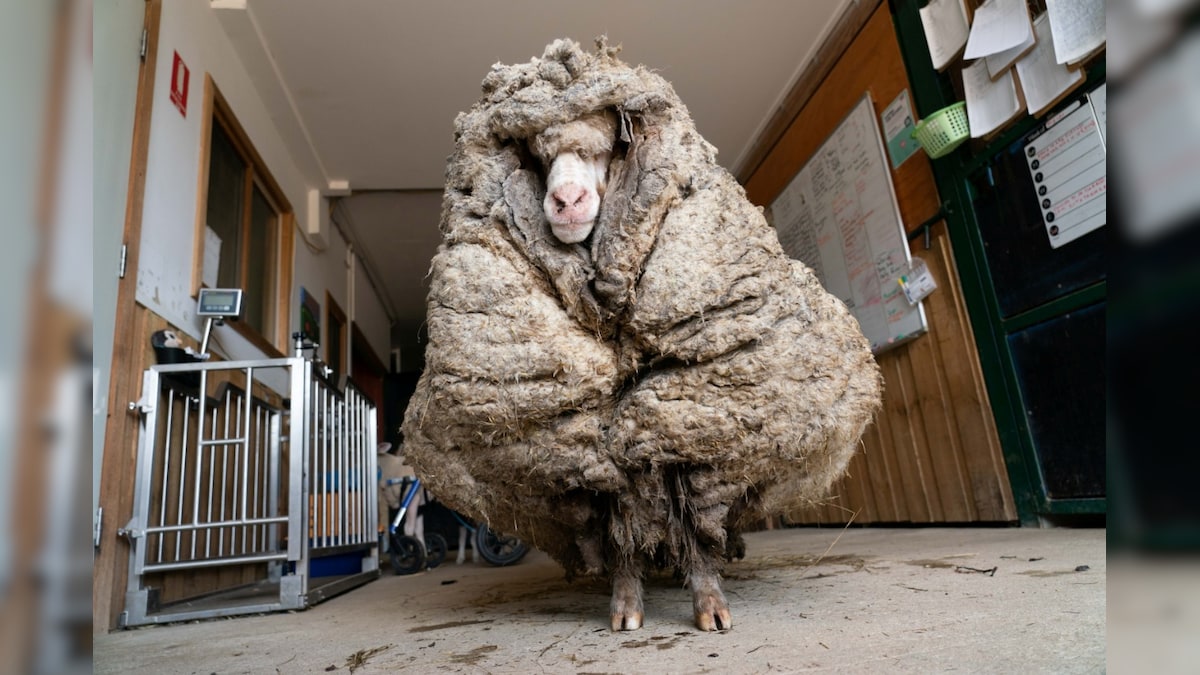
[692,578,732,631]
[610,575,645,631]
[611,609,644,631]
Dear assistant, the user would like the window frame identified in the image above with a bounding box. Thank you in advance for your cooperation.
[191,74,295,356]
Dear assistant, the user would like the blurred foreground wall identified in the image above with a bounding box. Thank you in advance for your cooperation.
[1108,2,1200,673]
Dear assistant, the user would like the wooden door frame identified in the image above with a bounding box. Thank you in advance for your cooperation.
[324,291,347,385]
[94,0,162,633]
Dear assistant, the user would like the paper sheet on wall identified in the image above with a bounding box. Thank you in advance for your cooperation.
[203,226,221,288]
[881,89,920,168]
[963,59,1025,138]
[1024,101,1106,248]
[1015,13,1086,117]
[919,0,971,71]
[963,0,1034,60]
[985,18,1037,79]
[1045,0,1106,64]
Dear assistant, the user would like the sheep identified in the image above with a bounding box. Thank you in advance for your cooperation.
[402,37,882,633]
[532,111,618,244]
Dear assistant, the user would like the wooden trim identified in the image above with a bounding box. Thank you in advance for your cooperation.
[734,0,883,185]
[95,0,162,634]
[238,156,254,289]
[277,211,295,349]
[190,74,215,296]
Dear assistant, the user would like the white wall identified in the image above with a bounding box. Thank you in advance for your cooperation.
[135,1,390,363]
[291,212,349,362]
[354,256,391,365]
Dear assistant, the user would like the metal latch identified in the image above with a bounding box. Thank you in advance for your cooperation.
[128,395,154,415]
[117,520,144,540]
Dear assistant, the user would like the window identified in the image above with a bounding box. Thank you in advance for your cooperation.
[194,75,294,355]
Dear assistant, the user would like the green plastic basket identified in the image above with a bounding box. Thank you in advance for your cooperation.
[912,102,970,159]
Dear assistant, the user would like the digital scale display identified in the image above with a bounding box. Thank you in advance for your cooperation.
[197,288,244,317]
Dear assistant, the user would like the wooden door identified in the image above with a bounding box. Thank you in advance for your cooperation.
[742,3,1016,524]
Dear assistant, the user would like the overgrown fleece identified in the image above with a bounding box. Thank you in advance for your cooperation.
[402,38,882,578]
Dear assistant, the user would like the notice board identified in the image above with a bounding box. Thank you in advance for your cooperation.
[769,93,927,354]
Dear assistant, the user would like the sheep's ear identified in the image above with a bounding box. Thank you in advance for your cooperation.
[617,109,633,144]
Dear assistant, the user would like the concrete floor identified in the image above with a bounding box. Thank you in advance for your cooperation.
[94,527,1105,674]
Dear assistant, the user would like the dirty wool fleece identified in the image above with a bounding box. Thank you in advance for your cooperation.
[402,37,882,577]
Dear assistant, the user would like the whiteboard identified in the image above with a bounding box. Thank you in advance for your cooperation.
[770,93,927,354]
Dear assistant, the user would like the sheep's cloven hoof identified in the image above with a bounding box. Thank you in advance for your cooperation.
[692,577,732,631]
[610,574,645,631]
[611,610,644,631]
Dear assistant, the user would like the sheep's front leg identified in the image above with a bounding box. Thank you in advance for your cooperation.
[610,559,645,631]
[688,558,732,631]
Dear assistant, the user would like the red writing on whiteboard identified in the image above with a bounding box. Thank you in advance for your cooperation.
[1053,176,1107,217]
[1034,117,1096,165]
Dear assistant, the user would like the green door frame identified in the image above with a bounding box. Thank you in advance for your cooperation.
[890,0,1106,525]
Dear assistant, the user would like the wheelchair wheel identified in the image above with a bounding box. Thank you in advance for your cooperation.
[389,533,426,575]
[474,525,528,566]
[424,533,448,569]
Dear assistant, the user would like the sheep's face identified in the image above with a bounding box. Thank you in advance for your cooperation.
[532,111,618,244]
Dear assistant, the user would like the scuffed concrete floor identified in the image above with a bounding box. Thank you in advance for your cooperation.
[94,527,1105,674]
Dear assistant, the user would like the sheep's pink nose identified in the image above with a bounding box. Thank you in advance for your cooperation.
[551,184,587,216]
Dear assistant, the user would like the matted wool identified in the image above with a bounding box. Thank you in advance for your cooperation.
[402,38,883,576]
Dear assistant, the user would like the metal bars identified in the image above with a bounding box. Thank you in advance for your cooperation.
[122,356,378,626]
[138,364,285,572]
[305,374,377,553]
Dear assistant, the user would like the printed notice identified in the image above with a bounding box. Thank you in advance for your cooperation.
[882,90,920,168]
[1024,102,1106,248]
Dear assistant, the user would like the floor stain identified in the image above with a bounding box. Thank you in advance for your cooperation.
[449,644,498,665]
[1018,569,1086,578]
[906,557,968,569]
[620,639,653,649]
[407,618,495,633]
[725,553,871,579]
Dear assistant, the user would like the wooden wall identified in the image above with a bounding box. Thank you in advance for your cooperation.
[743,3,1016,524]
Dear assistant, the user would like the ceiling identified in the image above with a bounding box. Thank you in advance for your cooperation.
[212,0,855,353]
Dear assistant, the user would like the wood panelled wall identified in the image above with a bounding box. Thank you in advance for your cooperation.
[743,3,1016,524]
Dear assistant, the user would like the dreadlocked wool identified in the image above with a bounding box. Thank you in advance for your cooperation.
[402,37,883,577]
